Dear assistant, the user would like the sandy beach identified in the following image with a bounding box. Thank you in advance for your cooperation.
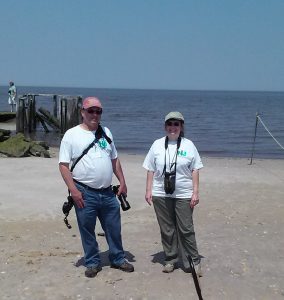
[1,149,284,299]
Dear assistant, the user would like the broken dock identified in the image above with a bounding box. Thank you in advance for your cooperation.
[16,94,83,134]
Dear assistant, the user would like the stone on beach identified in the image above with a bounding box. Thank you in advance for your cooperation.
[0,132,50,157]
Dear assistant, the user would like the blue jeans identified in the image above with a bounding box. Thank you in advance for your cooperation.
[74,184,125,268]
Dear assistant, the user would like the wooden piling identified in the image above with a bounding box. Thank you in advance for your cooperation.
[16,97,25,133]
[53,95,58,118]
[16,93,82,135]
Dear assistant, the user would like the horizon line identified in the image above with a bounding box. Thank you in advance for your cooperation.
[0,84,283,94]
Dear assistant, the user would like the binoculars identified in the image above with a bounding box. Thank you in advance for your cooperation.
[112,185,131,211]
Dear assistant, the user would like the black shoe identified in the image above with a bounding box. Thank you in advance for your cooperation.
[85,266,102,278]
[111,260,134,272]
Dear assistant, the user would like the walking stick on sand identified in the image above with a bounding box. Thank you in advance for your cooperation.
[188,255,203,300]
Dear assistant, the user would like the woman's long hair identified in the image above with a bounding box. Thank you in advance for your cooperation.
[180,122,185,137]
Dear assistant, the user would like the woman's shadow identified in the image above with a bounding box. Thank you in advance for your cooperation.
[151,251,165,265]
[151,251,204,272]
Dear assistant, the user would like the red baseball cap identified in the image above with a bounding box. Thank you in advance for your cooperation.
[82,97,102,109]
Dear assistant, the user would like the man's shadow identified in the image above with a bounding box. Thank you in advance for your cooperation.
[75,250,135,268]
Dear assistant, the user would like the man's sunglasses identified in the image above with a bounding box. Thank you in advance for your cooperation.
[166,121,180,127]
[83,107,103,115]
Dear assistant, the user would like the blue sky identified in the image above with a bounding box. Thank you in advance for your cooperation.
[1,0,283,91]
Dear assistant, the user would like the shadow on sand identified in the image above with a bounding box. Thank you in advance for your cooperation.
[74,250,136,268]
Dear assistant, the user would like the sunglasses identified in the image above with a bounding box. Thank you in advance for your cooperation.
[84,107,103,115]
[166,121,180,127]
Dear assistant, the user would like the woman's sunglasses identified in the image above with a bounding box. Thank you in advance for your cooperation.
[84,107,103,115]
[166,121,180,127]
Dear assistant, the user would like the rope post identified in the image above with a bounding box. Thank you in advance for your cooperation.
[249,112,259,165]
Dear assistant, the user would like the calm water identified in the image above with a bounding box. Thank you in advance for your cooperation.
[0,86,284,158]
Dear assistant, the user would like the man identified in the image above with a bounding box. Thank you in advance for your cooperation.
[8,81,17,112]
[59,96,134,278]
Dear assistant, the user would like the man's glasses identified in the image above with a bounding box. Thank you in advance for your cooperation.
[166,121,180,127]
[84,107,103,115]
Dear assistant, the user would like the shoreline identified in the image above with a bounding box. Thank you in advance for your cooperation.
[1,118,284,160]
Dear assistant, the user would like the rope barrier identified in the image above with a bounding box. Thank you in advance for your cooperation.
[257,115,284,150]
[249,113,283,164]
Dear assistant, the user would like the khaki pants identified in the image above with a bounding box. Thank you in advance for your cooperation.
[152,196,200,268]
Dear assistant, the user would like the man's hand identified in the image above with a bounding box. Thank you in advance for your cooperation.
[59,162,85,208]
[117,183,127,197]
[70,189,84,208]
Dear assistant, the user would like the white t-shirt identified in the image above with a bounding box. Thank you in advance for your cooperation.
[143,137,203,198]
[59,125,117,189]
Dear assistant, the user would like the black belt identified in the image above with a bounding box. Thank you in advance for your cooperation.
[73,179,111,192]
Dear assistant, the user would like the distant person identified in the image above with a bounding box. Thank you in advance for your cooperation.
[8,81,17,112]
[59,96,134,278]
[143,111,203,276]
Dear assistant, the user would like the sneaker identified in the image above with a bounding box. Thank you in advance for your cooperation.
[111,260,134,272]
[163,263,175,273]
[85,266,102,278]
[194,262,203,277]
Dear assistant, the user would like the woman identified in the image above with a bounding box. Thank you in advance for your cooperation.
[143,111,203,276]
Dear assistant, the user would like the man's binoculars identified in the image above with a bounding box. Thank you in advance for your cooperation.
[112,185,131,211]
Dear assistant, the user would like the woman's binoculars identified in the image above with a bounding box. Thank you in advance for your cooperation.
[164,171,176,194]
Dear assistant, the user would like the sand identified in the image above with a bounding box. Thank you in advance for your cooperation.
[1,149,284,299]
[0,118,16,131]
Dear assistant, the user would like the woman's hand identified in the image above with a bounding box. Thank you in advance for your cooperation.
[191,169,200,208]
[145,191,153,206]
[190,192,199,208]
[145,171,154,206]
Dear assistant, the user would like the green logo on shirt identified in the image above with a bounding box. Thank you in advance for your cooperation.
[178,149,187,157]
[98,139,107,149]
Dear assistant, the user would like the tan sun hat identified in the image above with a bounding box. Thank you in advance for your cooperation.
[165,111,184,122]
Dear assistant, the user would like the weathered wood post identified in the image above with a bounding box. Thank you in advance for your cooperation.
[31,95,37,131]
[53,95,58,118]
[59,96,82,133]
[60,97,67,133]
[16,96,25,133]
[27,94,36,132]
[66,96,82,130]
